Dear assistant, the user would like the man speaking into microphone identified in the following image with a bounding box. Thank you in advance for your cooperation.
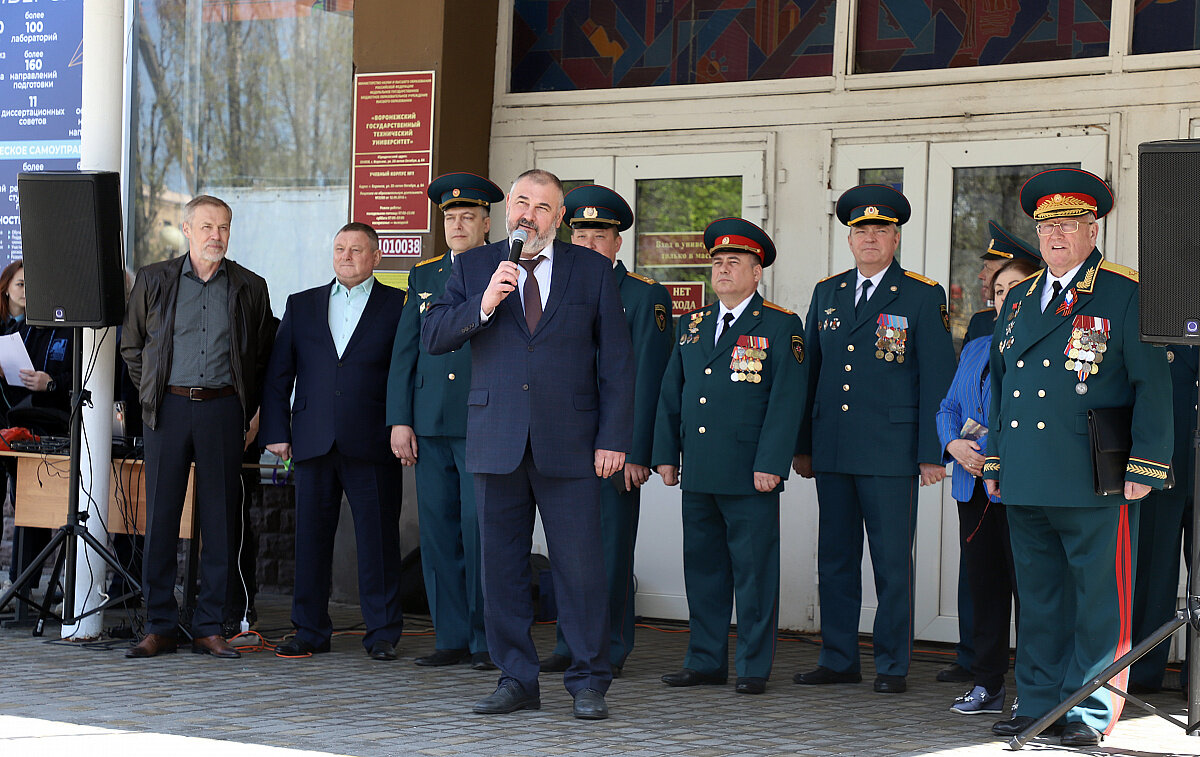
[422,168,634,720]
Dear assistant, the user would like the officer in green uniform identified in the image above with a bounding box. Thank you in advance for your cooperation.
[945,220,1041,685]
[386,172,504,670]
[1130,344,1196,693]
[983,168,1172,746]
[654,218,806,696]
[539,184,674,677]
[963,221,1042,343]
[793,185,955,694]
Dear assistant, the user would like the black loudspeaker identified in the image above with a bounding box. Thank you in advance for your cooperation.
[17,170,126,328]
[1139,140,1200,345]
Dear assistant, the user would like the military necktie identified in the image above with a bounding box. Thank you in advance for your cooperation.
[1047,280,1063,313]
[519,255,545,331]
[716,311,734,345]
[856,279,873,317]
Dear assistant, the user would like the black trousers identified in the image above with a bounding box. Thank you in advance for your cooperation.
[959,480,1019,692]
[143,392,244,638]
[291,449,404,650]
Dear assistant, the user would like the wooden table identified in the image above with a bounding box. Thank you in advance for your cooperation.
[8,452,196,538]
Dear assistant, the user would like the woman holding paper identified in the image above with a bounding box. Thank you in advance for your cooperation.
[1,258,73,593]
[935,256,1038,716]
[0,260,72,417]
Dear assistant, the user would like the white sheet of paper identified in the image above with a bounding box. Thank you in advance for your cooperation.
[0,332,34,386]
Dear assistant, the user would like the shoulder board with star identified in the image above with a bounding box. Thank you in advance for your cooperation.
[763,300,794,315]
[626,271,658,286]
[413,254,445,268]
[1100,260,1139,282]
[903,270,939,287]
[819,268,854,284]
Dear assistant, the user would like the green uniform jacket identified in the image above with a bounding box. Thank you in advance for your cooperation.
[796,259,955,476]
[964,307,997,343]
[653,292,807,495]
[614,260,675,468]
[983,249,1173,505]
[386,253,472,436]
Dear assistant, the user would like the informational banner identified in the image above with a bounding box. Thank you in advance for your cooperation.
[351,71,434,235]
[636,231,708,267]
[0,1,84,267]
[664,282,704,317]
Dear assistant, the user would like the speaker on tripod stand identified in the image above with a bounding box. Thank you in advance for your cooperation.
[0,171,139,632]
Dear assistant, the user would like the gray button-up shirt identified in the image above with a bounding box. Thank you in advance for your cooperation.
[167,255,233,388]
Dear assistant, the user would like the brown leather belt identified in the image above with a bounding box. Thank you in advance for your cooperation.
[167,385,237,401]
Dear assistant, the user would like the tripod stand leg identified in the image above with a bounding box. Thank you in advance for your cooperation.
[1008,612,1189,749]
[0,527,68,619]
[33,540,68,637]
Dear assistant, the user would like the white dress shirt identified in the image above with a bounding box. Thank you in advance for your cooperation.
[715,294,753,346]
[1041,262,1084,313]
[855,268,886,306]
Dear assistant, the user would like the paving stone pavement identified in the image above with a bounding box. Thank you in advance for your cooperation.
[1,594,1197,756]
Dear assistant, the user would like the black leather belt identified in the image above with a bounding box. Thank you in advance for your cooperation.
[167,385,237,401]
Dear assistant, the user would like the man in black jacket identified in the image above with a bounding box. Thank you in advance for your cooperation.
[120,194,275,659]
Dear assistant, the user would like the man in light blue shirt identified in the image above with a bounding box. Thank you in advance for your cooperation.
[260,222,408,661]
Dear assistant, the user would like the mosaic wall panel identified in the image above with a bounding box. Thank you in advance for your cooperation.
[512,0,836,92]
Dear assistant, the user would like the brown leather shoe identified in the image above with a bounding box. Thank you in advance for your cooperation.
[125,633,178,658]
[191,634,241,659]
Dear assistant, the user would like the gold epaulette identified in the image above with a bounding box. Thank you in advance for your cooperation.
[1024,269,1045,296]
[763,300,794,315]
[819,268,853,284]
[1100,260,1139,282]
[626,271,658,285]
[904,270,939,287]
[414,254,445,268]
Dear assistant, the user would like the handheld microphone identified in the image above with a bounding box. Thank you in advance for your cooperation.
[508,227,529,263]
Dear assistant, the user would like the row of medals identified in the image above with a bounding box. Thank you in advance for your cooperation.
[875,326,907,363]
[731,347,766,383]
[1066,327,1106,394]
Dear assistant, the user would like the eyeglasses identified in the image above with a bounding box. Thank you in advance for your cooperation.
[1035,220,1094,236]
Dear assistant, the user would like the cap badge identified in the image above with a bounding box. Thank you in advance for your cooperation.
[583,206,598,219]
[865,205,878,215]
[452,188,461,197]
[722,236,730,244]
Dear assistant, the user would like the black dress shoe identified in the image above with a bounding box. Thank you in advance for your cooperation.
[473,681,540,714]
[369,640,398,661]
[539,652,571,672]
[936,662,974,683]
[611,664,623,679]
[275,638,330,658]
[1060,722,1102,747]
[415,648,468,666]
[661,668,727,687]
[873,674,906,693]
[793,666,862,685]
[470,651,497,671]
[573,688,609,720]
[735,677,766,695]
[991,716,1065,737]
